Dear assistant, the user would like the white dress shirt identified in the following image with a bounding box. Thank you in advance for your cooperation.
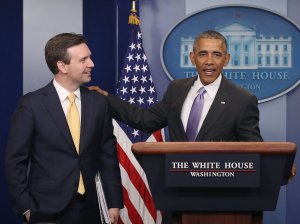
[53,79,81,120]
[181,74,222,134]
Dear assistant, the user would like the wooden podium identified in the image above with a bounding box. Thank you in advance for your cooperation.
[132,142,296,224]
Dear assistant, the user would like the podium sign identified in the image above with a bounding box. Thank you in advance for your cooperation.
[132,142,296,212]
[166,154,260,187]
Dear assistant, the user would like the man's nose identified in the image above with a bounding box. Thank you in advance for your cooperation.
[205,54,214,64]
[88,58,94,68]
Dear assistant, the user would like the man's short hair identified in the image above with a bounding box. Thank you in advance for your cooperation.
[193,30,228,53]
[45,33,86,74]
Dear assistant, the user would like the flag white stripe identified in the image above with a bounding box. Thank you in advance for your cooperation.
[113,120,152,190]
[156,211,162,224]
[119,206,132,224]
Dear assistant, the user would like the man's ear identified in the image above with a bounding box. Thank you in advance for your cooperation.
[189,52,195,65]
[224,53,231,66]
[57,61,68,74]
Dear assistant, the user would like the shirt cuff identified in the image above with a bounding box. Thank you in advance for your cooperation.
[23,209,30,215]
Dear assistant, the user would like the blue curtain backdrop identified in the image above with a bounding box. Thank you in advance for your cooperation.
[0,1,23,223]
[83,0,117,93]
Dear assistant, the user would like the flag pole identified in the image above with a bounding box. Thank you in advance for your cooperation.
[129,0,140,25]
[131,0,137,13]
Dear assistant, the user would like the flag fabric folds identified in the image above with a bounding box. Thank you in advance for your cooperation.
[114,13,163,224]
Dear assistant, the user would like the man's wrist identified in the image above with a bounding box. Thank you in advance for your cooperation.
[23,209,30,215]
[23,210,30,222]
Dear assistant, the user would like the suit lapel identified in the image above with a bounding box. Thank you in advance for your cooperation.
[79,87,94,154]
[42,82,76,151]
[174,77,197,141]
[197,76,232,141]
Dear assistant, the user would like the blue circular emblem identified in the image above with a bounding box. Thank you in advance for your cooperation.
[161,5,300,103]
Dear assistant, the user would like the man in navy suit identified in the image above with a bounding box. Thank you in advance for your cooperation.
[92,30,263,142]
[5,33,123,223]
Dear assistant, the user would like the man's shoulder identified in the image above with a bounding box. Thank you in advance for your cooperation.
[170,76,195,84]
[21,83,52,101]
[222,76,256,99]
[168,77,196,89]
[80,86,108,103]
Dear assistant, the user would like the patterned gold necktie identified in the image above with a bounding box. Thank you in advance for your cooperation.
[67,93,85,194]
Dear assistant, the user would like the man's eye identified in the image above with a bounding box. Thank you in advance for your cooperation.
[213,53,222,57]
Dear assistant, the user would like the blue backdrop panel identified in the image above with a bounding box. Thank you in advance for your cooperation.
[83,0,117,93]
[0,1,23,223]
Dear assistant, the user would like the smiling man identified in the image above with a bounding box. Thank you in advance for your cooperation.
[5,33,123,223]
[93,30,263,143]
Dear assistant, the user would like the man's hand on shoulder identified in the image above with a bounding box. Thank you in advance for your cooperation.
[88,86,108,96]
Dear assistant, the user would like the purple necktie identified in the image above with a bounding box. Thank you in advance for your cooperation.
[186,87,206,141]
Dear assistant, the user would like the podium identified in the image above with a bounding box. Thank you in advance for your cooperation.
[132,142,296,224]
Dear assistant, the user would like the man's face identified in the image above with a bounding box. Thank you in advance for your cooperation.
[189,38,230,85]
[65,43,94,86]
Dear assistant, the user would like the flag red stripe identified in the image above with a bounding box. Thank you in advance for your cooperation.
[120,186,144,224]
[117,143,157,220]
[153,130,163,142]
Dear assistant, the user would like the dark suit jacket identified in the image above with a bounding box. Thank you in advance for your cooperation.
[5,82,123,223]
[108,75,263,142]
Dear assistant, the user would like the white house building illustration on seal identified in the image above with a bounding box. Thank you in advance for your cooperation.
[180,23,292,69]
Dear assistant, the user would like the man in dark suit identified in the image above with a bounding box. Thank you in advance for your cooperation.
[92,30,263,142]
[5,33,123,223]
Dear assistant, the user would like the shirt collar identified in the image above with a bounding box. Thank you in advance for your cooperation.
[195,74,222,100]
[53,78,81,102]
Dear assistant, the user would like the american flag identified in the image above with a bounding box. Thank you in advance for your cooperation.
[114,15,164,224]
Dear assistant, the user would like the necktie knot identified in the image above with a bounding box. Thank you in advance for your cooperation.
[198,87,206,96]
[67,93,76,104]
